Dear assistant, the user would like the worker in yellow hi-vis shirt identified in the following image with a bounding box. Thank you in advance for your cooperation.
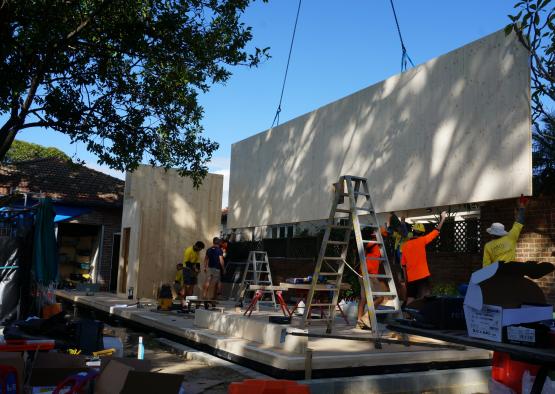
[483,195,529,267]
[182,241,205,297]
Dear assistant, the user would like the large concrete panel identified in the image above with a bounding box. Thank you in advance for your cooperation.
[118,166,223,299]
[229,29,532,228]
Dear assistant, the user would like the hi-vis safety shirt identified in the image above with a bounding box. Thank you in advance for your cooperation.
[183,246,200,264]
[401,229,439,282]
[482,222,523,267]
[363,244,381,275]
[175,269,184,285]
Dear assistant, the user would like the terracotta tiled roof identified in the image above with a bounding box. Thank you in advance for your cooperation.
[0,158,124,206]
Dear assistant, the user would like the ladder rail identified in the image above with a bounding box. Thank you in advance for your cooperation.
[324,180,353,332]
[360,179,403,316]
[302,181,348,327]
[349,178,380,335]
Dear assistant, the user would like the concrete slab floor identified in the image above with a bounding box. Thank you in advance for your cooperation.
[57,291,492,379]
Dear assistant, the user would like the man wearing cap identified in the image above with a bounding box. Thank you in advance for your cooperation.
[483,195,529,267]
[401,211,448,306]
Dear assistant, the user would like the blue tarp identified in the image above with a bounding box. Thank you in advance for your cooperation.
[52,205,91,223]
[0,204,90,223]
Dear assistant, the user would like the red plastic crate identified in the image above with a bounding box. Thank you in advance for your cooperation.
[491,351,540,392]
[228,379,310,394]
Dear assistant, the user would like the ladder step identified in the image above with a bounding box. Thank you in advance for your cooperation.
[355,207,374,212]
[375,309,401,314]
[371,292,397,296]
[368,274,392,279]
[319,272,340,276]
[323,256,343,260]
[362,240,382,244]
[343,175,367,181]
[327,241,348,245]
[340,192,371,197]
[329,225,350,230]
[309,303,335,307]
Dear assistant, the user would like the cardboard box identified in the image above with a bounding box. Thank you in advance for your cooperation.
[29,353,89,393]
[95,360,183,394]
[464,261,554,342]
[29,352,153,393]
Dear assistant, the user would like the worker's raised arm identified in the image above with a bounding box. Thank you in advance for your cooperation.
[437,211,448,231]
[517,194,529,224]
[423,211,447,244]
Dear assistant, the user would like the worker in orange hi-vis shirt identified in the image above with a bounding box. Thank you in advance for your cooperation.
[401,211,448,306]
[356,233,387,330]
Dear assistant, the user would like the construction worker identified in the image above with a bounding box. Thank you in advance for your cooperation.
[203,237,225,300]
[386,213,412,265]
[217,237,229,297]
[401,211,448,306]
[174,263,185,307]
[357,233,387,329]
[384,213,412,301]
[183,241,205,297]
[483,195,529,267]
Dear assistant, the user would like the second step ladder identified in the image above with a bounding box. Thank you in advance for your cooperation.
[239,251,276,310]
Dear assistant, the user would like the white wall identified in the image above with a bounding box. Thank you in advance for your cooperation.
[229,29,532,229]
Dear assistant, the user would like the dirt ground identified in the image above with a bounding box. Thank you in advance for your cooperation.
[114,325,250,393]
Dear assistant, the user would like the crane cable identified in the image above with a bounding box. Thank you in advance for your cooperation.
[389,0,415,72]
[271,0,302,128]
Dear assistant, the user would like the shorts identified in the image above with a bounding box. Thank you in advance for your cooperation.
[206,267,221,281]
[183,267,197,285]
[173,282,183,294]
[406,276,431,299]
[358,276,382,296]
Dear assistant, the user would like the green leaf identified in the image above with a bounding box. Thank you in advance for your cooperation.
[505,24,514,35]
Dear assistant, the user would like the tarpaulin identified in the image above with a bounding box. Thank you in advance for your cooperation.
[0,204,90,223]
[33,198,58,284]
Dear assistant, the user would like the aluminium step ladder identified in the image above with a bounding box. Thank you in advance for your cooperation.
[301,175,403,335]
[238,251,277,309]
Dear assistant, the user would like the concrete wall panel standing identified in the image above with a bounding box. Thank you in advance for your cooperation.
[119,166,223,299]
[229,29,532,228]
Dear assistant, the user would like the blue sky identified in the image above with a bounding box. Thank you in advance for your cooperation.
[12,0,519,206]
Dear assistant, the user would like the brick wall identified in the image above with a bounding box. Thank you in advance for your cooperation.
[426,196,555,303]
[427,252,482,287]
[480,195,555,303]
[68,207,122,289]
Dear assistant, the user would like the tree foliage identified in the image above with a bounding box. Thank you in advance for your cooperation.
[0,0,268,185]
[533,114,555,194]
[506,0,554,125]
[3,139,70,163]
